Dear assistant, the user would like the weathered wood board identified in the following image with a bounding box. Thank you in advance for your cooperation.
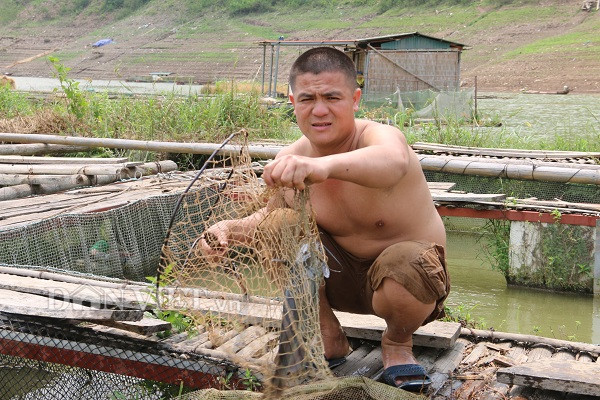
[334,311,460,349]
[0,288,143,321]
[427,182,456,191]
[92,317,172,334]
[497,359,600,396]
[430,191,506,202]
[0,272,153,310]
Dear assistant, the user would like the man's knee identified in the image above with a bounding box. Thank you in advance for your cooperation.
[371,277,436,323]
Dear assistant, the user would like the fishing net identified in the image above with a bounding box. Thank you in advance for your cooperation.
[158,134,345,398]
[176,376,422,400]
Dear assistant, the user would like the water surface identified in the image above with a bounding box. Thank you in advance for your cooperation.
[445,232,600,344]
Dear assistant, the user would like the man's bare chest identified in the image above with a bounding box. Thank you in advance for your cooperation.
[308,181,393,235]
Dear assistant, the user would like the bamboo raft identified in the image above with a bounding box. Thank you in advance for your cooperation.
[0,143,598,398]
[0,267,598,398]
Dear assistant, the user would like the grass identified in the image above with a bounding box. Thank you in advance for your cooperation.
[130,51,239,64]
[361,5,478,32]
[505,28,600,59]
[2,69,600,160]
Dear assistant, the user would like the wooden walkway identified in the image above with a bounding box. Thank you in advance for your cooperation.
[0,268,598,399]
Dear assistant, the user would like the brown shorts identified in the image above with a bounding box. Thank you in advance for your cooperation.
[320,229,450,325]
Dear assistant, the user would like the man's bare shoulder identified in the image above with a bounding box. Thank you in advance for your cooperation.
[275,136,311,158]
[355,119,408,148]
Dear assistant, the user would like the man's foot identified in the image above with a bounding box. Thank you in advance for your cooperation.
[381,329,429,391]
[321,326,351,360]
[378,364,432,393]
[325,356,347,369]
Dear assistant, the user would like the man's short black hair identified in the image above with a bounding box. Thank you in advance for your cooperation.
[289,47,358,91]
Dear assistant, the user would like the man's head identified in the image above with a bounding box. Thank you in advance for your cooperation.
[289,47,357,92]
[288,47,361,150]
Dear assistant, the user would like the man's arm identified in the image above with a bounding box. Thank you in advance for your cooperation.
[263,123,410,189]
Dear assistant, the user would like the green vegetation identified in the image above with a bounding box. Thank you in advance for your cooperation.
[2,59,600,160]
[0,0,559,23]
[0,59,296,152]
[146,263,196,339]
[505,26,600,59]
[479,213,594,294]
[479,219,511,277]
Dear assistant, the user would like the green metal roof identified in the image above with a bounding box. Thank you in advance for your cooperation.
[257,32,467,50]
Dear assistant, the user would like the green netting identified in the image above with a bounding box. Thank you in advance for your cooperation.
[0,191,182,281]
[424,170,600,204]
[361,89,474,121]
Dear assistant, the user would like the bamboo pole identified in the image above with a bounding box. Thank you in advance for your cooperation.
[0,155,129,164]
[420,154,600,171]
[460,327,600,355]
[0,184,33,201]
[0,162,142,175]
[0,144,90,155]
[419,155,600,185]
[412,142,600,159]
[0,161,177,201]
[0,133,283,159]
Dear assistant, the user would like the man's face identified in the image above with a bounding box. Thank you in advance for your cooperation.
[290,71,361,147]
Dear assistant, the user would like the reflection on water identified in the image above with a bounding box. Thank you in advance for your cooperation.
[445,232,600,344]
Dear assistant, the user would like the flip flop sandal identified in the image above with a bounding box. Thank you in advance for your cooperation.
[325,356,347,369]
[378,364,432,393]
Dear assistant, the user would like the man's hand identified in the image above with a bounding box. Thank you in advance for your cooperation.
[198,220,233,258]
[263,154,329,190]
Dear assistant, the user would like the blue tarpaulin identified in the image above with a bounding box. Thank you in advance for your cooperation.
[92,39,114,48]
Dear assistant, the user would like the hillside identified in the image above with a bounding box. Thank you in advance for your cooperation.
[1,0,599,93]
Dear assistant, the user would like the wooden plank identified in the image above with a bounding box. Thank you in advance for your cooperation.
[0,156,129,164]
[0,288,142,321]
[216,325,267,354]
[461,342,488,365]
[236,331,278,359]
[516,197,600,213]
[0,273,153,310]
[93,317,172,335]
[427,181,456,191]
[497,359,600,396]
[334,312,460,349]
[431,192,506,202]
[429,338,469,392]
[332,343,374,377]
[357,346,384,379]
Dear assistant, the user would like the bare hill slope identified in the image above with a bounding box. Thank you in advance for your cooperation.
[1,1,599,93]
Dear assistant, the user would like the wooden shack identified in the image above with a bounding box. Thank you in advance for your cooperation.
[258,32,466,103]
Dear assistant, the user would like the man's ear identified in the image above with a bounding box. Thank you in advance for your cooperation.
[352,88,362,112]
[289,92,295,107]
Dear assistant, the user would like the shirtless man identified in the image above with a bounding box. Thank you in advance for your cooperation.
[201,47,449,392]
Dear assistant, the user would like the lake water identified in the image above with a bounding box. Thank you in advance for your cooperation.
[445,232,600,344]
[11,76,203,96]
[476,92,600,141]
